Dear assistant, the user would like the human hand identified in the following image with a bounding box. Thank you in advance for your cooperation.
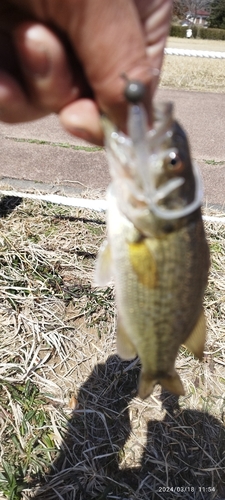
[0,0,172,144]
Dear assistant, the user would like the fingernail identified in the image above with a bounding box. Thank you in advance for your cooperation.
[15,27,50,78]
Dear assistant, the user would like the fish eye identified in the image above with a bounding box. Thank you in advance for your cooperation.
[167,152,183,172]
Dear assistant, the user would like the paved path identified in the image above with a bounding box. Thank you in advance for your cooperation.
[0,89,224,207]
[157,89,225,161]
[0,115,110,193]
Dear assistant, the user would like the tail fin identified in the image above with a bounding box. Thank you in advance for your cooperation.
[159,372,185,396]
[138,373,156,400]
[138,370,185,400]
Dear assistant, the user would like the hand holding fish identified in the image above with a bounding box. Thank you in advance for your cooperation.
[0,0,172,144]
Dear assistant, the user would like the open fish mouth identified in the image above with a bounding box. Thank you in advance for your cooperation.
[102,100,203,221]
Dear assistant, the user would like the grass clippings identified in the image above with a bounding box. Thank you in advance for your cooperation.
[160,38,225,93]
[0,194,224,500]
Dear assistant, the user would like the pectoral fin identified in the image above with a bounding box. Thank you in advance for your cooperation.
[117,317,137,360]
[138,370,185,400]
[94,240,113,286]
[183,309,206,360]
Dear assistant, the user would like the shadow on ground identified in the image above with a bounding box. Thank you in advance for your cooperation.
[33,355,225,500]
[0,196,22,217]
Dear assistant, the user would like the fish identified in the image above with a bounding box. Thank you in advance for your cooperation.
[95,85,210,399]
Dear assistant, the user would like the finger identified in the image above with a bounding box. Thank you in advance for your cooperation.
[13,22,82,113]
[135,0,172,93]
[59,99,103,145]
[0,71,46,122]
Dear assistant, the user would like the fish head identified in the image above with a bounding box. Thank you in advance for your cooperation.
[149,102,199,218]
[102,101,203,233]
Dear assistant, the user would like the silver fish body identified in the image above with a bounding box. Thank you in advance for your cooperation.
[95,101,210,398]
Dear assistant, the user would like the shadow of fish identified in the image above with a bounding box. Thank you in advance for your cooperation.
[95,93,210,399]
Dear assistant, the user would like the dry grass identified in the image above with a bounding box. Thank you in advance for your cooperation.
[160,38,225,93]
[0,193,225,500]
[166,37,225,52]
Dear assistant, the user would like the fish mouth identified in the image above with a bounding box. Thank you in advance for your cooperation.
[102,102,203,222]
[149,161,203,220]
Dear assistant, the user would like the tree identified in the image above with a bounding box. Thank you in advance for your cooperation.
[173,0,184,19]
[208,0,225,29]
[172,0,213,19]
[172,0,186,19]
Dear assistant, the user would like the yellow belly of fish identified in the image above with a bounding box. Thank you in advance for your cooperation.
[128,240,158,288]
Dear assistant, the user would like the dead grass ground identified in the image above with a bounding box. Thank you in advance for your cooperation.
[166,37,225,52]
[0,193,224,500]
[160,38,225,93]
